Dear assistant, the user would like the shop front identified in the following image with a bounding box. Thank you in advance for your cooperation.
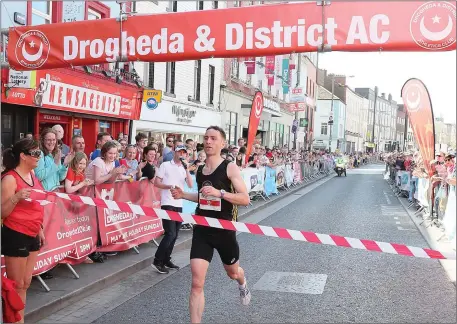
[221,88,294,148]
[131,98,222,145]
[1,68,142,154]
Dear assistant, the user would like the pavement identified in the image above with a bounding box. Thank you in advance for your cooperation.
[36,164,456,323]
[26,167,333,323]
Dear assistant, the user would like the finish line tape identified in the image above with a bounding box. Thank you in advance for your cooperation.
[29,189,456,261]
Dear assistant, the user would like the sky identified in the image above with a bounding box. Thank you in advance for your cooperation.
[319,51,456,123]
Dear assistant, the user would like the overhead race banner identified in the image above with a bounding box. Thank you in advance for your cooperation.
[7,1,456,71]
[401,78,436,174]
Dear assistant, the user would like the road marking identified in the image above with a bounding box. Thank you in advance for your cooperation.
[398,226,416,231]
[253,271,327,295]
[383,191,392,205]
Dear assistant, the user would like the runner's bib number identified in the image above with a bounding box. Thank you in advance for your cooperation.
[199,195,221,211]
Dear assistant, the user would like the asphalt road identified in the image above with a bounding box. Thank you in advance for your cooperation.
[95,165,456,323]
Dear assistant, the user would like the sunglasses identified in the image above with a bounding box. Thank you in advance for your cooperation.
[24,150,41,158]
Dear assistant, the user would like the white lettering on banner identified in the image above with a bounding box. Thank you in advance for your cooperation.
[61,16,391,63]
[263,97,280,113]
[41,78,121,116]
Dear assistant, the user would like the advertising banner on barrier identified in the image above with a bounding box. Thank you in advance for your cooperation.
[242,167,259,193]
[442,186,456,243]
[8,2,455,71]
[183,174,198,214]
[265,166,278,196]
[397,171,411,191]
[95,179,163,252]
[293,162,302,184]
[276,165,285,188]
[285,164,294,187]
[417,178,430,208]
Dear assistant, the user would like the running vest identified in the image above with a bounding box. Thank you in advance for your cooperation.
[196,160,238,221]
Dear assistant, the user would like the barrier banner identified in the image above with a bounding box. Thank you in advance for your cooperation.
[264,166,278,196]
[417,177,430,208]
[442,186,456,244]
[276,165,285,187]
[8,1,455,71]
[293,162,302,184]
[95,179,163,252]
[285,164,294,187]
[255,168,266,192]
[241,167,260,194]
[397,171,411,191]
[1,186,98,276]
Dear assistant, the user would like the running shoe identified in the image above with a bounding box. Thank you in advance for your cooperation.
[239,281,251,306]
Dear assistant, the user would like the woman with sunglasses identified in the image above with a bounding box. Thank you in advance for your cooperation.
[34,128,69,191]
[1,138,46,323]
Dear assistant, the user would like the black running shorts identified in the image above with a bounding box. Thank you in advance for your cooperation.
[1,225,40,257]
[190,225,239,265]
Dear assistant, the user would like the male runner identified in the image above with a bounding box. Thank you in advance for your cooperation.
[171,126,251,323]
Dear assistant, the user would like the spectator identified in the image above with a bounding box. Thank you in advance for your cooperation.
[162,137,175,163]
[119,138,127,158]
[52,124,70,162]
[135,132,148,162]
[85,141,127,185]
[138,146,157,180]
[163,139,182,163]
[71,135,86,153]
[186,139,197,161]
[152,144,193,274]
[90,132,112,161]
[221,148,229,159]
[35,128,69,191]
[1,138,45,322]
[238,138,246,147]
[64,152,93,194]
[120,145,139,180]
[118,132,124,142]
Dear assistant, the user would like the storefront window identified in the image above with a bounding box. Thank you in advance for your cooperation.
[32,1,52,25]
[1,2,27,29]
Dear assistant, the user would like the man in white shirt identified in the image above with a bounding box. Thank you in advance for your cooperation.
[153,145,193,274]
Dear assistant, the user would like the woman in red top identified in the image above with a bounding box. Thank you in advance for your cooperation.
[1,138,45,323]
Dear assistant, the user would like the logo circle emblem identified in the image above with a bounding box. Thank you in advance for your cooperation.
[253,92,263,119]
[403,83,422,113]
[146,98,158,110]
[15,30,50,69]
[410,1,456,50]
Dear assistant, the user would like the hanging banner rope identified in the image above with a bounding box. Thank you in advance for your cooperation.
[7,1,456,71]
[28,189,456,260]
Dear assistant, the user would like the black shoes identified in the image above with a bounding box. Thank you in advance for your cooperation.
[165,260,180,270]
[151,260,180,273]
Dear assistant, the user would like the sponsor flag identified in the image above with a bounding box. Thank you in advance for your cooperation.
[245,91,264,163]
[282,58,290,94]
[401,78,435,174]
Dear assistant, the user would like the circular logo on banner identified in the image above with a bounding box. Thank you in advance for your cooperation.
[253,92,264,119]
[410,1,456,50]
[15,30,50,69]
[146,97,158,110]
[404,83,422,112]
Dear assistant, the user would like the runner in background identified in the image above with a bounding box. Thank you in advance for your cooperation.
[171,126,251,323]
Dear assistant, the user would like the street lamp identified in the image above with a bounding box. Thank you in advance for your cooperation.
[329,75,354,153]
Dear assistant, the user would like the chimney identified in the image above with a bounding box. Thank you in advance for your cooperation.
[381,93,385,99]
[388,93,392,101]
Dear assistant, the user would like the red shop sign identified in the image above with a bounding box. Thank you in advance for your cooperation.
[39,113,70,123]
[1,68,141,120]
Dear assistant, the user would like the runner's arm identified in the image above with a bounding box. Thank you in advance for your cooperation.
[225,162,250,206]
[182,192,199,203]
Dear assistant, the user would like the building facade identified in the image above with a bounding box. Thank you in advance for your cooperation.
[131,0,223,144]
[345,87,365,153]
[435,117,457,152]
[355,87,376,152]
[315,86,346,152]
[1,1,143,154]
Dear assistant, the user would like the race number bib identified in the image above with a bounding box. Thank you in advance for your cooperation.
[199,195,221,212]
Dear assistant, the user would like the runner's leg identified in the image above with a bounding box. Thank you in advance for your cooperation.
[223,262,245,285]
[189,258,209,324]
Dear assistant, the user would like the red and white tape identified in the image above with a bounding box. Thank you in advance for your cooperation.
[29,189,456,261]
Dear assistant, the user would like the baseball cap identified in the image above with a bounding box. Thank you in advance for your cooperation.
[175,145,187,152]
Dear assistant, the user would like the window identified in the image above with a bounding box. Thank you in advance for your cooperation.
[321,123,328,135]
[208,65,215,105]
[88,8,102,20]
[166,62,176,94]
[148,63,154,88]
[194,60,202,101]
[212,1,219,9]
[226,112,238,145]
[234,1,241,7]
[197,1,204,10]
[168,0,178,12]
[32,1,52,25]
[231,59,239,79]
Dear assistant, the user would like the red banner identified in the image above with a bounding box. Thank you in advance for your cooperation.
[245,91,264,163]
[95,179,163,252]
[7,2,456,71]
[1,68,142,120]
[401,78,436,174]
